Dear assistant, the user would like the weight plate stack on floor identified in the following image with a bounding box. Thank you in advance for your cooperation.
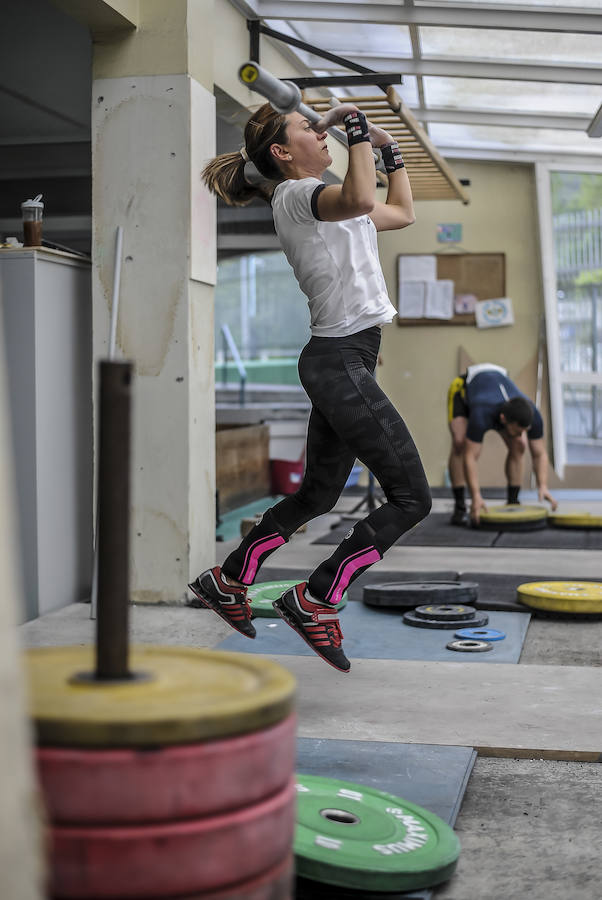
[249,580,347,618]
[548,511,602,529]
[362,581,478,609]
[478,504,548,531]
[27,645,297,899]
[516,581,602,615]
[402,605,489,630]
[446,639,493,653]
[294,775,460,893]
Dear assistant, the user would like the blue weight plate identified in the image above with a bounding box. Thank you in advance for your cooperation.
[454,627,506,642]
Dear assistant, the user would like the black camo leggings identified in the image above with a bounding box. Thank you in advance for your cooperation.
[223,326,431,601]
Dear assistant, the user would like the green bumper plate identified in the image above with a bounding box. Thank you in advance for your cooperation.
[294,774,460,892]
[248,581,348,618]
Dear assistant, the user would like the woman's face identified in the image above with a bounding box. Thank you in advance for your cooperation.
[280,111,332,175]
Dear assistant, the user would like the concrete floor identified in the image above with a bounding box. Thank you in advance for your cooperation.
[20,492,602,900]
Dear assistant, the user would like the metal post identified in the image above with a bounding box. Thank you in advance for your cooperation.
[248,18,261,62]
[91,226,124,620]
[95,360,132,680]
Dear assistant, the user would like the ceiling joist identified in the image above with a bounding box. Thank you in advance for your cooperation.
[310,55,602,87]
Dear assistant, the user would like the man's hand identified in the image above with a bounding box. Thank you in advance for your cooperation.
[312,104,361,132]
[470,496,488,526]
[538,486,558,510]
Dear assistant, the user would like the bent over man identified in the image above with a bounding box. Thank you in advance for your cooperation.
[447,363,557,525]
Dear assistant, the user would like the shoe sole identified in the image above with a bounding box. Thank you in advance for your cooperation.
[271,599,350,674]
[187,581,256,639]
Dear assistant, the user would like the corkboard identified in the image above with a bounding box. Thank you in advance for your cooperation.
[397,252,506,326]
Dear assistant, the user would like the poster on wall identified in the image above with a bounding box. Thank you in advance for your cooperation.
[475,297,514,328]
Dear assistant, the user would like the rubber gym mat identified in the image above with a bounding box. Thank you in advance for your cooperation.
[494,527,602,550]
[295,738,476,900]
[259,567,571,614]
[457,572,552,612]
[314,513,497,547]
[315,513,602,550]
[217,604,530,663]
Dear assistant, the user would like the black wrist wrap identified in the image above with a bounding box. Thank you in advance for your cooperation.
[381,142,405,173]
[343,111,370,147]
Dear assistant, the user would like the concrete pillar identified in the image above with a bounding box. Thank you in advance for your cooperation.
[0,302,45,897]
[91,1,216,603]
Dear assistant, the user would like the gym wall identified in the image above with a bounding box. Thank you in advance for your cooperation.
[377,159,544,488]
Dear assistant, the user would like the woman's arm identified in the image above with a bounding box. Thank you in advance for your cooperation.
[312,106,377,222]
[367,124,415,232]
[369,167,415,232]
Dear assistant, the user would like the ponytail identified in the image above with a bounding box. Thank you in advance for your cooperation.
[202,151,263,206]
[201,103,289,206]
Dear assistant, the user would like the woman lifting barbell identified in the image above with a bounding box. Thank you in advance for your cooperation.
[189,101,431,673]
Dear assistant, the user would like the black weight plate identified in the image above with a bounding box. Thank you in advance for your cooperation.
[402,611,489,630]
[296,874,424,900]
[477,518,548,532]
[446,639,493,653]
[414,604,477,621]
[363,581,478,609]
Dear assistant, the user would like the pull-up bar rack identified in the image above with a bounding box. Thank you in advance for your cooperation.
[242,19,469,204]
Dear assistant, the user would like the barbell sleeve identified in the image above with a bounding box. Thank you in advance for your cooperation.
[238,61,385,171]
[239,61,348,147]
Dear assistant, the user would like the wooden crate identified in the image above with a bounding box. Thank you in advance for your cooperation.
[216,424,271,513]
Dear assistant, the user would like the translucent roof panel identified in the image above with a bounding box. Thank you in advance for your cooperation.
[421,0,602,6]
[266,19,412,57]
[258,1,602,160]
[428,123,602,155]
[423,77,602,116]
[420,27,602,65]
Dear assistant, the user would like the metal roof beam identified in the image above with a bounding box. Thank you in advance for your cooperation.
[314,54,602,86]
[257,2,602,34]
[409,107,590,130]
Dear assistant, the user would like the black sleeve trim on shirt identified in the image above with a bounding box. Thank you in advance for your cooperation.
[311,183,327,221]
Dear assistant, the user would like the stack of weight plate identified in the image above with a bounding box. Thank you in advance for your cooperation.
[27,645,297,900]
[294,774,461,896]
[548,511,602,530]
[478,504,548,531]
[402,604,489,631]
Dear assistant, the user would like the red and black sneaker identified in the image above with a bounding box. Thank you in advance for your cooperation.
[188,567,256,639]
[272,582,350,673]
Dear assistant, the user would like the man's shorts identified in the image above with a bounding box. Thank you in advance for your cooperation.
[447,375,468,423]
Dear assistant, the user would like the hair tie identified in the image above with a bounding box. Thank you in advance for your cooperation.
[240,147,249,161]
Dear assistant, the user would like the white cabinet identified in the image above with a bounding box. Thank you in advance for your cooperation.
[0,248,93,621]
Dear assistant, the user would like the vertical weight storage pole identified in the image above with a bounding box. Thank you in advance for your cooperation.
[91,225,124,620]
[95,360,132,680]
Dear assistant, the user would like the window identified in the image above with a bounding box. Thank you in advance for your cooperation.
[215,251,311,387]
[551,172,602,464]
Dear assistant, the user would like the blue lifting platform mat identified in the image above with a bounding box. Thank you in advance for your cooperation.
[217,603,530,664]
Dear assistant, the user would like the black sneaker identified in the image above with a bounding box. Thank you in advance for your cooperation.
[272,583,350,673]
[188,567,256,639]
[450,507,468,526]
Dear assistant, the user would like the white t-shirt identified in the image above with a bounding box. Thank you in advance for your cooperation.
[271,177,397,337]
